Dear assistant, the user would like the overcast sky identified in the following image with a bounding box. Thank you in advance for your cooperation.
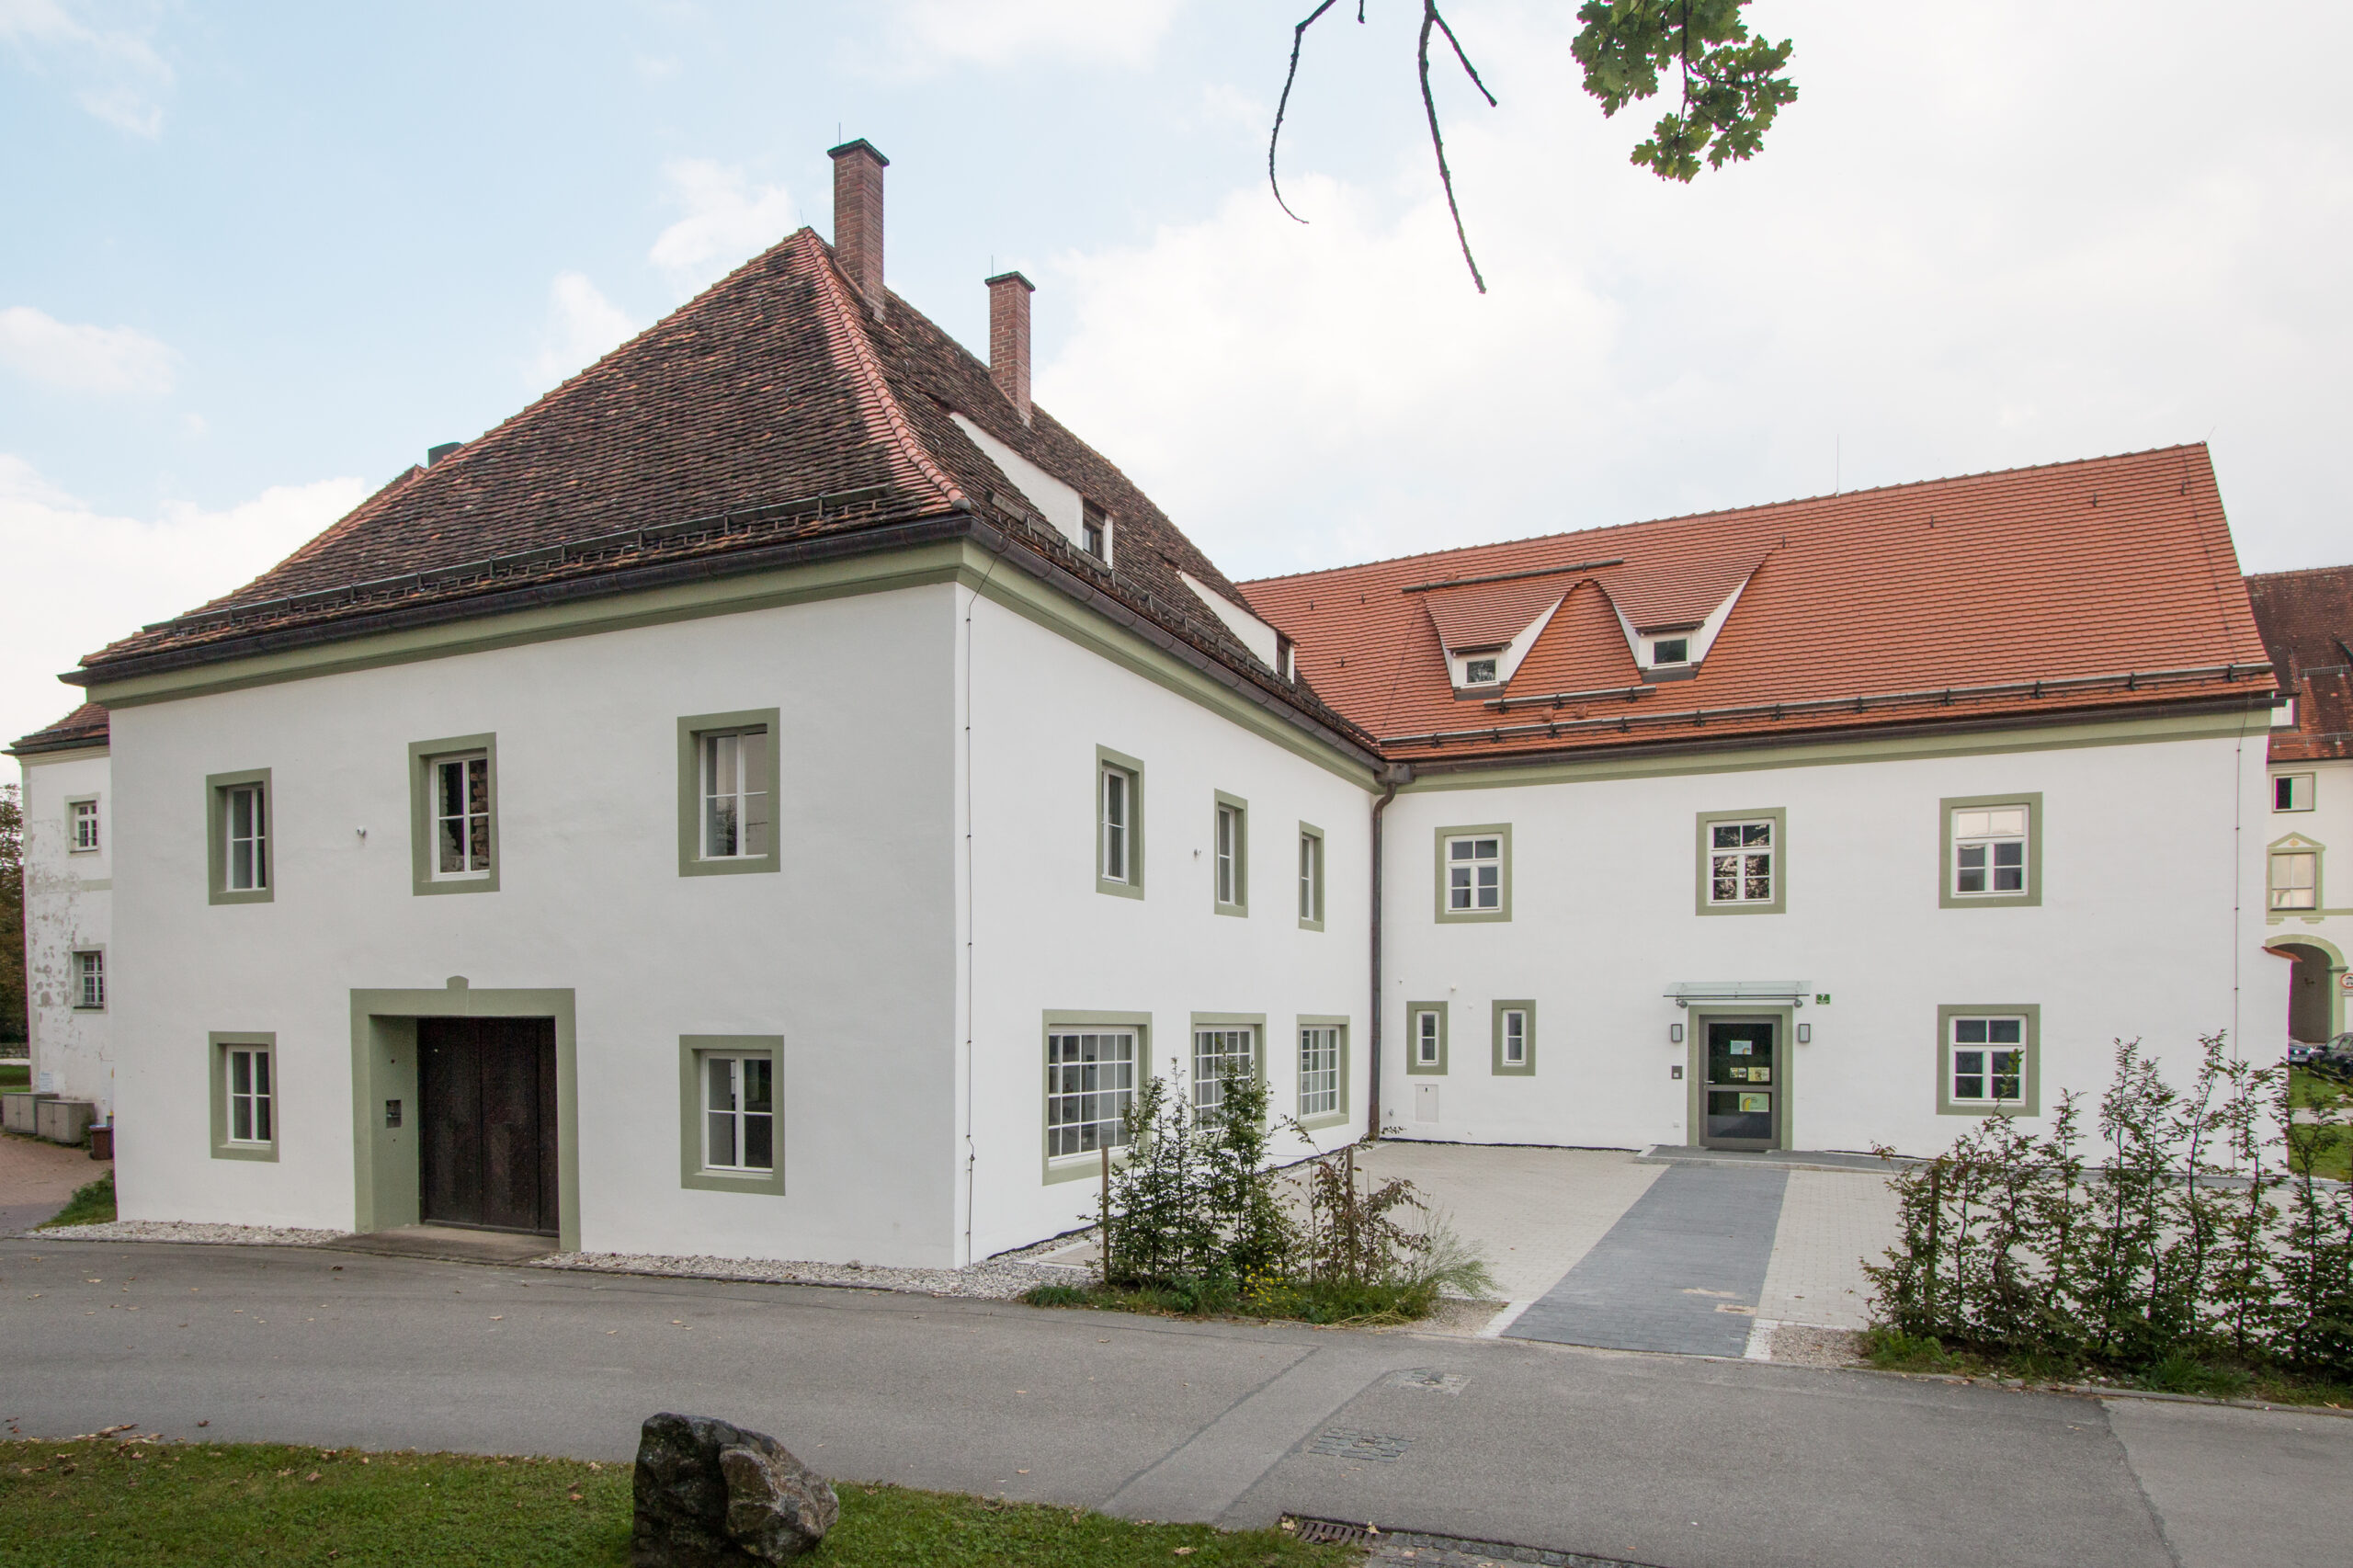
[4,0,2348,745]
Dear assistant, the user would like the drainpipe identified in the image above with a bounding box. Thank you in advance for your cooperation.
[1368,762,1412,1142]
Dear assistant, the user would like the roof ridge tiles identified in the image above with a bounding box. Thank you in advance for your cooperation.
[799,230,970,511]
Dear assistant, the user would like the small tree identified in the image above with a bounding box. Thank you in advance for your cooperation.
[0,783,25,1044]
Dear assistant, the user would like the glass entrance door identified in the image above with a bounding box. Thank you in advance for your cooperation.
[1703,1019,1779,1150]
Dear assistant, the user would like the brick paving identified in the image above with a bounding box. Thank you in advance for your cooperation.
[1756,1167,1902,1330]
[1351,1142,1663,1306]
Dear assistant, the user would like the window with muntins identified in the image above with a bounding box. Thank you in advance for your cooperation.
[2276,774,2315,812]
[1192,1026,1255,1124]
[1215,800,1245,910]
[1299,1026,1341,1119]
[2272,849,2320,910]
[1046,1029,1135,1158]
[1708,820,1775,905]
[1299,829,1323,925]
[1082,501,1108,560]
[1415,1010,1440,1065]
[433,753,493,878]
[1100,765,1134,885]
[1949,1017,2026,1107]
[1500,1008,1528,1067]
[1447,835,1502,912]
[703,1053,776,1172]
[225,1045,273,1144]
[1951,805,2028,897]
[224,783,268,892]
[1462,656,1498,685]
[700,728,771,859]
[69,799,98,852]
[74,950,104,1010]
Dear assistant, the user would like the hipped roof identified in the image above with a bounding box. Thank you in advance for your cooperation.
[2246,564,2353,763]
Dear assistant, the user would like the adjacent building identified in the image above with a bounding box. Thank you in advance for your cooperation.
[6,703,113,1118]
[2247,565,2353,1045]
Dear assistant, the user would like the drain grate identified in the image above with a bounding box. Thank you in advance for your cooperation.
[1388,1368,1469,1394]
[1309,1426,1416,1462]
[1285,1517,1374,1546]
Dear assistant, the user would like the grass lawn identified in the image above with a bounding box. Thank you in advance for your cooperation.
[0,1060,28,1092]
[1024,1278,1456,1327]
[2288,1067,2352,1180]
[0,1438,1359,1567]
[39,1170,115,1228]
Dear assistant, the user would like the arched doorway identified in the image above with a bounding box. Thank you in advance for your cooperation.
[2268,939,2343,1044]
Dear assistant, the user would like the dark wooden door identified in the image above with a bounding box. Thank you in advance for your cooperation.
[418,1017,559,1234]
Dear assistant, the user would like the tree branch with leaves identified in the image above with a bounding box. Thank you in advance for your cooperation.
[1270,0,1798,292]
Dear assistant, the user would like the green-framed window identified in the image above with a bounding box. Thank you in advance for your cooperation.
[678,1036,784,1195]
[1936,1005,2040,1117]
[1213,791,1249,916]
[1696,807,1785,916]
[1941,793,2042,909]
[210,1031,279,1162]
[1492,998,1535,1075]
[73,949,106,1011]
[66,795,99,854]
[206,768,273,905]
[1043,1011,1146,1183]
[2274,773,2315,812]
[1297,822,1324,930]
[408,734,499,896]
[2270,834,2323,912]
[1297,1016,1349,1128]
[1191,1013,1264,1124]
[1405,1001,1448,1074]
[676,710,782,878]
[1097,747,1145,899]
[1434,824,1511,923]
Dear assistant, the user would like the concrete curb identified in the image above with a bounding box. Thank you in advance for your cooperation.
[1846,1363,2353,1417]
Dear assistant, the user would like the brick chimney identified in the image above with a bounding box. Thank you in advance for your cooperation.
[828,139,889,317]
[986,271,1035,425]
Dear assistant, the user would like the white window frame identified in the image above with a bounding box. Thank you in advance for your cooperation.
[1191,1024,1256,1125]
[2271,846,2321,911]
[430,751,494,880]
[699,727,772,861]
[1705,818,1777,907]
[2275,773,2315,812]
[1081,501,1108,561]
[68,798,99,854]
[1298,825,1324,928]
[1299,1024,1342,1119]
[1446,835,1502,913]
[1947,1016,2027,1108]
[1213,795,1248,914]
[1950,805,2029,899]
[1045,1028,1136,1163]
[1097,751,1143,898]
[73,949,105,1010]
[223,782,268,892]
[1501,1007,1528,1066]
[1461,655,1499,686]
[1651,636,1691,667]
[701,1051,778,1174]
[224,1043,274,1146]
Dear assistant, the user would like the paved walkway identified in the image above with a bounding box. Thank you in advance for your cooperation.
[0,1130,107,1235]
[5,1238,2347,1568]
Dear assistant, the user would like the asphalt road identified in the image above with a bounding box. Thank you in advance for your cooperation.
[4,1239,2347,1568]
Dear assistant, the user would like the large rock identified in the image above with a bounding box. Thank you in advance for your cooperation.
[631,1413,839,1566]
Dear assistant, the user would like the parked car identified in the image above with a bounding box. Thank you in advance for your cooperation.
[2307,1035,2353,1085]
[2289,1040,2320,1065]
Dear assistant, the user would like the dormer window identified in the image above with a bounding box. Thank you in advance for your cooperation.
[1652,637,1689,666]
[1462,657,1499,686]
[1082,501,1108,561]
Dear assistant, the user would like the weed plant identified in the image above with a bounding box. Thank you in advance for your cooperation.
[40,1170,115,1228]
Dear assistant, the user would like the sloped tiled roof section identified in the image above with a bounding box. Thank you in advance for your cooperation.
[71,228,1348,749]
[1423,578,1568,653]
[2246,564,2353,763]
[1245,446,2275,765]
[7,701,109,756]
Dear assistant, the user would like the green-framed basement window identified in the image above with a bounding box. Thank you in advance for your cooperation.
[1492,999,1535,1075]
[210,1031,278,1162]
[1042,1012,1145,1184]
[1405,1001,1448,1074]
[676,710,781,878]
[1297,1016,1348,1129]
[1191,1013,1263,1124]
[678,1036,784,1194]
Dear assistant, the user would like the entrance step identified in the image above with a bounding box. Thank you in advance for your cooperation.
[1637,1144,1913,1175]
[316,1224,556,1266]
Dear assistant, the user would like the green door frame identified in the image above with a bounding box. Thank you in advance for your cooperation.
[1684,1006,1795,1152]
[348,978,581,1251]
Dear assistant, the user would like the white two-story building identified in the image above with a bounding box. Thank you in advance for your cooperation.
[12,140,2290,1264]
[2247,565,2353,1045]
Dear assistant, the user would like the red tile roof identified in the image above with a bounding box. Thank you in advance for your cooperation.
[6,702,109,757]
[2246,564,2353,763]
[69,229,1370,756]
[1244,445,2275,767]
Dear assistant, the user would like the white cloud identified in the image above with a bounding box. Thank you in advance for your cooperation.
[1033,0,2353,579]
[0,305,175,394]
[649,158,796,297]
[0,456,370,746]
[0,0,173,137]
[530,272,637,389]
[881,0,1187,72]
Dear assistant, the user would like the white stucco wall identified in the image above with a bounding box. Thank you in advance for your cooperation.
[2264,754,2353,1041]
[17,746,113,1115]
[1379,719,2285,1158]
[108,585,961,1263]
[956,589,1375,1261]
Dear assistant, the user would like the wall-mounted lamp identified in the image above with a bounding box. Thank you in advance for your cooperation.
[1797,1023,1813,1044]
[1669,1022,1684,1044]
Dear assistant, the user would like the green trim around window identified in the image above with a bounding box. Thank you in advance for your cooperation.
[2268,831,2325,918]
[1936,1003,2042,1118]
[63,793,99,855]
[69,945,107,1011]
[1297,821,1325,931]
[1190,1012,1268,1126]
[348,981,580,1251]
[1695,806,1787,916]
[1096,746,1146,900]
[209,1031,279,1162]
[1404,1001,1449,1074]
[1295,1015,1351,1131]
[677,1035,786,1195]
[1042,1010,1151,1186]
[1939,792,2042,909]
[676,710,782,878]
[205,767,274,905]
[407,734,500,896]
[1491,998,1537,1076]
[1212,790,1249,917]
[1433,824,1512,924]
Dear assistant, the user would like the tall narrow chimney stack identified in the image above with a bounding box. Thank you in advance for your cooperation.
[828,139,888,316]
[986,271,1035,425]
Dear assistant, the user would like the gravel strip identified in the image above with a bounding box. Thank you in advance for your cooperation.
[19,1220,352,1246]
[531,1232,1097,1299]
